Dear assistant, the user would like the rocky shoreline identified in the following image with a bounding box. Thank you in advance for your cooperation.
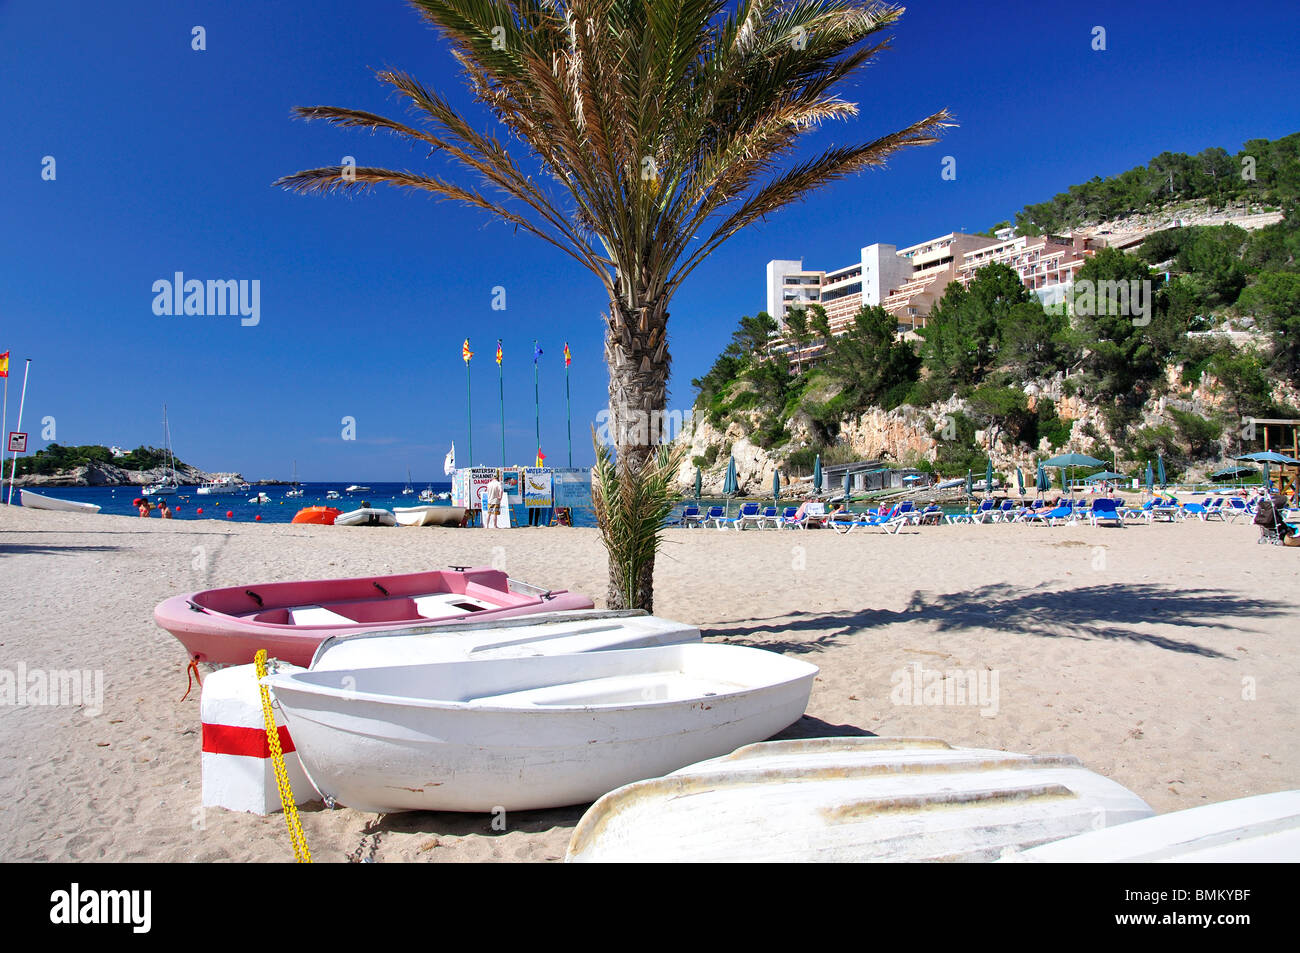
[8,462,243,488]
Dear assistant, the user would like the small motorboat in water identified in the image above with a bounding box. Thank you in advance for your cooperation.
[18,490,102,514]
[263,643,818,813]
[248,492,271,504]
[154,566,595,665]
[334,507,397,527]
[325,490,341,500]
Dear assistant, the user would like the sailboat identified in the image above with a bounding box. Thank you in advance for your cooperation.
[143,404,180,496]
[285,461,303,498]
[402,467,415,496]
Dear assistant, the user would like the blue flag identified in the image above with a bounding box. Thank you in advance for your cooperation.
[533,342,543,362]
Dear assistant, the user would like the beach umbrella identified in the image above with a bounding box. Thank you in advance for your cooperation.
[842,470,851,505]
[965,469,973,500]
[985,458,994,498]
[694,467,702,503]
[1157,454,1167,490]
[1036,463,1049,493]
[1041,452,1106,496]
[1084,471,1126,483]
[1145,461,1153,492]
[813,454,823,495]
[773,470,781,507]
[1016,467,1024,496]
[722,455,738,516]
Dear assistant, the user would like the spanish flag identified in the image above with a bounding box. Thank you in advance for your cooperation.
[495,340,502,366]
[0,351,8,379]
[563,342,571,368]
[462,339,473,363]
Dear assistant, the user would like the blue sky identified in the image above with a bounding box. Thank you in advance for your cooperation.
[3,0,1298,481]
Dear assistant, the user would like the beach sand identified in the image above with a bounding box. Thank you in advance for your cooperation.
[1,505,1296,862]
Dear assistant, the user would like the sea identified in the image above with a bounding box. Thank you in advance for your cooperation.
[14,482,596,529]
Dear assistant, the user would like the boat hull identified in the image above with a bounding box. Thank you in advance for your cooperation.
[393,505,467,527]
[291,506,341,525]
[334,508,396,526]
[310,609,700,670]
[566,737,1155,862]
[154,567,594,666]
[264,644,817,813]
[18,490,101,514]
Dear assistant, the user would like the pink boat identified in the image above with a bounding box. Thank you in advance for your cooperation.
[154,567,594,666]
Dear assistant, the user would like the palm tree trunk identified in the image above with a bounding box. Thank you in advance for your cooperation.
[604,297,670,611]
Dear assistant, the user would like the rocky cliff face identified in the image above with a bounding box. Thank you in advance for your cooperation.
[674,363,1299,495]
[10,463,234,487]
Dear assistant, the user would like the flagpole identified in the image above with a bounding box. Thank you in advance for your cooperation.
[533,340,541,466]
[7,359,31,506]
[1,371,8,502]
[565,357,572,468]
[497,340,505,469]
[465,358,473,466]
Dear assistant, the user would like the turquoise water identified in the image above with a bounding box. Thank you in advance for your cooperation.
[11,481,596,528]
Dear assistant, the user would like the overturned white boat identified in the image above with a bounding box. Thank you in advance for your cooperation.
[565,737,1154,862]
[18,490,101,514]
[263,643,817,813]
[392,505,467,527]
[310,609,700,670]
[1002,790,1300,863]
[334,508,396,527]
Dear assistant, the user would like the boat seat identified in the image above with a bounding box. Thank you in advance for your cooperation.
[467,672,740,707]
[414,594,491,618]
[288,606,357,626]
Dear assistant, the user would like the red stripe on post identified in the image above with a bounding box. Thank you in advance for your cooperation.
[202,722,296,757]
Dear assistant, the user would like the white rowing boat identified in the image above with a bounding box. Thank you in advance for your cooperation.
[18,490,101,514]
[565,737,1154,862]
[1001,790,1300,862]
[310,609,700,670]
[392,505,467,527]
[263,643,817,813]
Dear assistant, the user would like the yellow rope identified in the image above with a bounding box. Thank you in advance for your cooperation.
[255,649,311,863]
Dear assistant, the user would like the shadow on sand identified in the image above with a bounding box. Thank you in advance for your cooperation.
[704,582,1287,660]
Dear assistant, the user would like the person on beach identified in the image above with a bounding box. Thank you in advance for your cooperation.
[138,500,151,517]
[486,471,503,528]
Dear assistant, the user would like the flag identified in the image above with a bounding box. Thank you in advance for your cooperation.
[536,450,546,467]
[533,342,543,362]
[443,443,456,475]
[462,339,473,363]
[563,342,571,368]
[0,351,8,379]
[495,340,502,365]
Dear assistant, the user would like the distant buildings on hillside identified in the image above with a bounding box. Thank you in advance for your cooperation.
[766,228,1106,365]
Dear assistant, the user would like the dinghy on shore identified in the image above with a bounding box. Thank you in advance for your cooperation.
[393,505,468,527]
[154,567,594,665]
[565,737,1154,862]
[334,508,396,526]
[263,643,817,813]
[310,609,700,670]
[18,490,101,514]
[1001,790,1300,862]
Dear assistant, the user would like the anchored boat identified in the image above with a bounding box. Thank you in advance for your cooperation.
[154,567,595,665]
[263,642,817,813]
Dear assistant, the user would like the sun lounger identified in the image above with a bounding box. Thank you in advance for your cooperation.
[1088,498,1125,527]
[703,505,727,529]
[679,504,703,528]
[728,502,764,531]
[970,499,999,524]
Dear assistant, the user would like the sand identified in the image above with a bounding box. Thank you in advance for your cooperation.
[1,504,1296,862]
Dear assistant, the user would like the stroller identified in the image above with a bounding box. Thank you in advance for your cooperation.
[1254,492,1296,545]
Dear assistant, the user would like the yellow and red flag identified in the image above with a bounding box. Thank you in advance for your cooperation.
[536,450,546,467]
[496,340,502,365]
[462,339,473,363]
[563,342,571,368]
[0,351,8,379]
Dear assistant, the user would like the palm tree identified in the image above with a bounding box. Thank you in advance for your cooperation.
[276,0,951,609]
